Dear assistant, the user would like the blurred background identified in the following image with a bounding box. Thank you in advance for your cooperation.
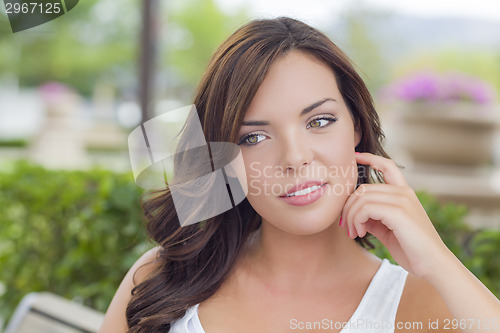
[1,0,499,330]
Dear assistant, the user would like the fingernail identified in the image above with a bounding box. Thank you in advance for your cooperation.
[355,152,360,154]
[339,217,342,227]
[347,229,350,238]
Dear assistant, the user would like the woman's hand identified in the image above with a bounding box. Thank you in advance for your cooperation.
[341,152,500,329]
[340,152,451,278]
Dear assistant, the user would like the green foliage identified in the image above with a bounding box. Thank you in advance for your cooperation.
[371,191,500,297]
[0,161,151,323]
[0,0,138,96]
[163,0,249,99]
[339,8,388,93]
[0,139,28,147]
[465,230,500,293]
[0,0,249,98]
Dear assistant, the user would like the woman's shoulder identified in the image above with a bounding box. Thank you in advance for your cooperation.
[130,246,164,283]
[98,246,163,333]
[117,246,164,288]
[396,272,460,333]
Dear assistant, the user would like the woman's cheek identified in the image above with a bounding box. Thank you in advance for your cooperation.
[247,173,279,198]
[341,157,358,196]
[246,162,270,198]
[248,178,265,197]
[349,166,358,196]
[328,156,358,198]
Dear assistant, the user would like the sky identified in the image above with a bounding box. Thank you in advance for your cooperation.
[214,0,500,28]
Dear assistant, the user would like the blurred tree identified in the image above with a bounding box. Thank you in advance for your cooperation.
[0,0,139,96]
[159,0,249,102]
[334,7,388,95]
[0,0,249,100]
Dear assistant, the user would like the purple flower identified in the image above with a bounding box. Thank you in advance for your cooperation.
[39,81,76,104]
[382,71,496,105]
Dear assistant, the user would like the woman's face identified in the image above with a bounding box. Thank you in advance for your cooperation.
[237,50,361,235]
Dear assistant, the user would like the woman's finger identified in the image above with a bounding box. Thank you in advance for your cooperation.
[344,190,405,239]
[341,184,411,232]
[355,153,408,187]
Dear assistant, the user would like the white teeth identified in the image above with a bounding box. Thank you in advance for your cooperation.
[286,184,323,197]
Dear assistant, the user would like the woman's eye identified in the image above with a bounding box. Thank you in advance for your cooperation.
[309,119,323,127]
[239,133,267,145]
[307,117,337,129]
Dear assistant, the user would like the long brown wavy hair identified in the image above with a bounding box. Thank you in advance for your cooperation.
[126,16,389,332]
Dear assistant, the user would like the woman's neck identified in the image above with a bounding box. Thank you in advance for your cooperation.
[240,219,374,291]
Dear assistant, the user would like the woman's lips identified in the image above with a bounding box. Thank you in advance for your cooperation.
[280,180,325,197]
[279,182,328,206]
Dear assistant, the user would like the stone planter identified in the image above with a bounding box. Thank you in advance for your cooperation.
[396,102,499,166]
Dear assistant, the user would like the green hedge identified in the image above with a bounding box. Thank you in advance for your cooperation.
[0,161,151,323]
[0,139,28,148]
[0,161,498,325]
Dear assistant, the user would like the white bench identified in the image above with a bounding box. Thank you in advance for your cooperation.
[4,292,104,333]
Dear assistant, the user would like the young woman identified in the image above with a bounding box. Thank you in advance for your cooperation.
[100,17,499,333]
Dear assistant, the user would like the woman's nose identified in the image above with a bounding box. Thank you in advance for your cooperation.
[279,133,314,171]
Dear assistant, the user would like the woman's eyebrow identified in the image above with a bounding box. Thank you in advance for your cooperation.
[241,98,337,126]
[241,120,270,126]
[300,97,336,116]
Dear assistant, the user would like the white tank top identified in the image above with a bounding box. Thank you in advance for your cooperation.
[170,259,408,333]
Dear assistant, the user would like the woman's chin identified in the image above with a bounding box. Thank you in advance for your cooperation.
[263,212,340,236]
[248,189,349,236]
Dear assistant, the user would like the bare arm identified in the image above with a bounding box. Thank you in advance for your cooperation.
[424,248,500,332]
[342,153,499,333]
[99,247,161,333]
